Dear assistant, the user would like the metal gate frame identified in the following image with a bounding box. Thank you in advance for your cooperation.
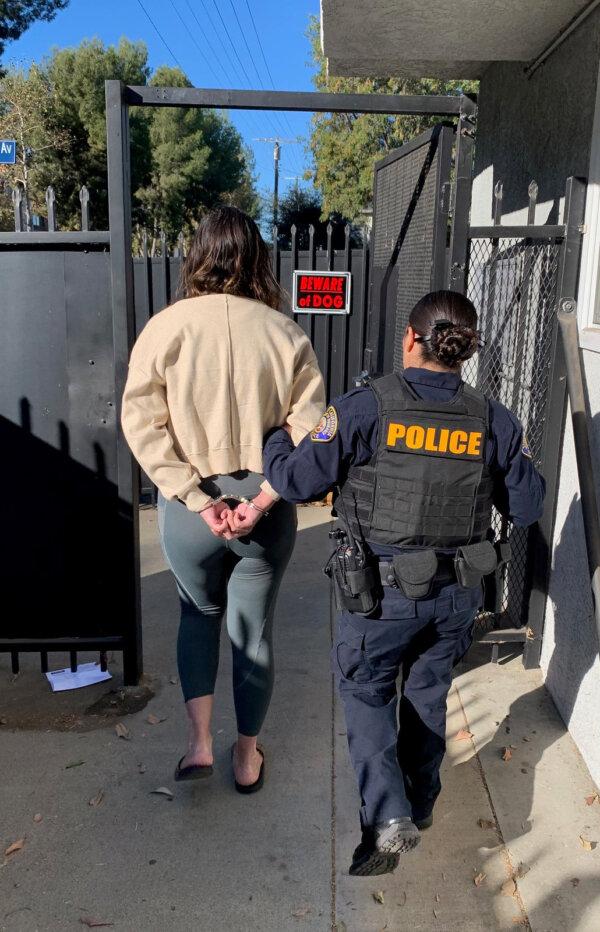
[367,122,455,375]
[464,177,586,667]
[104,82,476,683]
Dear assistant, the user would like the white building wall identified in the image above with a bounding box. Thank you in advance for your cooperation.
[472,11,600,785]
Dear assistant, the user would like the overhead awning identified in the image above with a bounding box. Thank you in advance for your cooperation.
[320,0,592,78]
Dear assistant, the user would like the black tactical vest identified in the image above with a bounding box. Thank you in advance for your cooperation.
[337,373,494,549]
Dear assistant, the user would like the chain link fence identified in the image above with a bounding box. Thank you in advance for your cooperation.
[464,235,562,630]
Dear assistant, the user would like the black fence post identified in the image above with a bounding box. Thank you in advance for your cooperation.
[448,95,477,293]
[80,186,91,231]
[105,78,142,686]
[46,186,57,232]
[523,176,587,668]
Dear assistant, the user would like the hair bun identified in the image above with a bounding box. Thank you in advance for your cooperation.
[430,324,478,365]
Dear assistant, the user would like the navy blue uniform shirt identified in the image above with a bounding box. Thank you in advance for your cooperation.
[263,367,546,547]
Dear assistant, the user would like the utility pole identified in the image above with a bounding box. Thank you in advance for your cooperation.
[254,136,301,228]
[273,140,280,227]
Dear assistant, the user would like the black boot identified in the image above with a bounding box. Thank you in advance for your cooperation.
[349,817,421,877]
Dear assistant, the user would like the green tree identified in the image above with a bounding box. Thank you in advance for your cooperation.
[45,38,151,229]
[136,65,259,247]
[0,0,68,73]
[0,64,69,229]
[307,16,477,221]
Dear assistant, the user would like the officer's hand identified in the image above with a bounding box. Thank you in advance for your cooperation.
[199,501,235,539]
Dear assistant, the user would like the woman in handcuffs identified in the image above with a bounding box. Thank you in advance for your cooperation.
[121,207,325,792]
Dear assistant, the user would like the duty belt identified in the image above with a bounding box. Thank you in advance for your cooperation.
[378,553,456,591]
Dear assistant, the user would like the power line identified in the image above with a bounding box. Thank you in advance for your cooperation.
[192,0,302,175]
[135,0,185,72]
[181,0,232,86]
[243,0,277,88]
[227,0,264,89]
[240,0,305,172]
[210,0,254,87]
[165,0,268,147]
[167,0,214,76]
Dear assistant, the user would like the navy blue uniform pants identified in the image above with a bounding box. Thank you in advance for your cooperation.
[333,581,481,827]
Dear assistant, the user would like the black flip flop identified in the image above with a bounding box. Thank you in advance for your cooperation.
[174,755,214,782]
[231,743,265,794]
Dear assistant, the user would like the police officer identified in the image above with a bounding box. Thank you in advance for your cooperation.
[263,290,545,877]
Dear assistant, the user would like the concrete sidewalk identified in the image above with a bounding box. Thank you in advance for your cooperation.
[1,506,600,931]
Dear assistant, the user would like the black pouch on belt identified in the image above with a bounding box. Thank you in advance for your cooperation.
[392,550,438,599]
[454,540,498,589]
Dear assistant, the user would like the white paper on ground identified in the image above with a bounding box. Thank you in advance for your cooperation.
[46,661,112,692]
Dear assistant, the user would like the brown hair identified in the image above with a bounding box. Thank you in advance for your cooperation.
[409,290,480,369]
[181,206,284,310]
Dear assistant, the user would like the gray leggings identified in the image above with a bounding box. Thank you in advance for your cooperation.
[157,473,297,736]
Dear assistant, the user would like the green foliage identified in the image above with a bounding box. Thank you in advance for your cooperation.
[137,65,259,243]
[277,185,322,246]
[0,0,68,71]
[0,64,69,228]
[45,38,151,229]
[0,40,259,235]
[307,16,477,222]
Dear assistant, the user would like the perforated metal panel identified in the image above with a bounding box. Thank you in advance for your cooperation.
[368,124,453,374]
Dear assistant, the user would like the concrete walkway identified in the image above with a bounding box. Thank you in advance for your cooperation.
[1,506,600,931]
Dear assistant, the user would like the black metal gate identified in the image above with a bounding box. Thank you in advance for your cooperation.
[463,177,586,665]
[367,124,453,375]
[0,82,469,683]
[0,205,142,683]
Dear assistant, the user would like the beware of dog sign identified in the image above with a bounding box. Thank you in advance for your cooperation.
[292,271,351,315]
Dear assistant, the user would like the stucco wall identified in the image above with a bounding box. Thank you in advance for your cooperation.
[472,7,600,225]
[472,12,600,785]
[539,355,600,785]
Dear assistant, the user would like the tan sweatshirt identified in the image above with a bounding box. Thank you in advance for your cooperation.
[121,293,326,512]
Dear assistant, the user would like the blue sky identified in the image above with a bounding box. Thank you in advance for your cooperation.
[4,0,321,204]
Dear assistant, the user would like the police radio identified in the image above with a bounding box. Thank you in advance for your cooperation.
[324,488,380,615]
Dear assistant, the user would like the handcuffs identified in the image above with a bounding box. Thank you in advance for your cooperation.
[208,493,270,516]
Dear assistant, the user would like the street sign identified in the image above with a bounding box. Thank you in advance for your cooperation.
[0,140,16,164]
[292,270,352,315]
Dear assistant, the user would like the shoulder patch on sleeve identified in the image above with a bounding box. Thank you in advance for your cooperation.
[311,405,338,443]
[522,434,533,459]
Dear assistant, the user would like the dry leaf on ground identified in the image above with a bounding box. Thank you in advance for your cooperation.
[4,839,25,857]
[455,729,474,741]
[372,890,385,905]
[291,905,312,918]
[502,747,513,762]
[579,835,596,851]
[115,722,130,740]
[473,872,486,887]
[80,919,114,928]
[150,786,174,799]
[146,713,166,725]
[585,793,599,806]
[88,790,104,808]
[477,818,496,830]
[515,863,530,879]
[502,879,517,897]
[33,813,43,824]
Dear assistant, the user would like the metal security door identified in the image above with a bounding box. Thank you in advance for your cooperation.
[366,123,455,375]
